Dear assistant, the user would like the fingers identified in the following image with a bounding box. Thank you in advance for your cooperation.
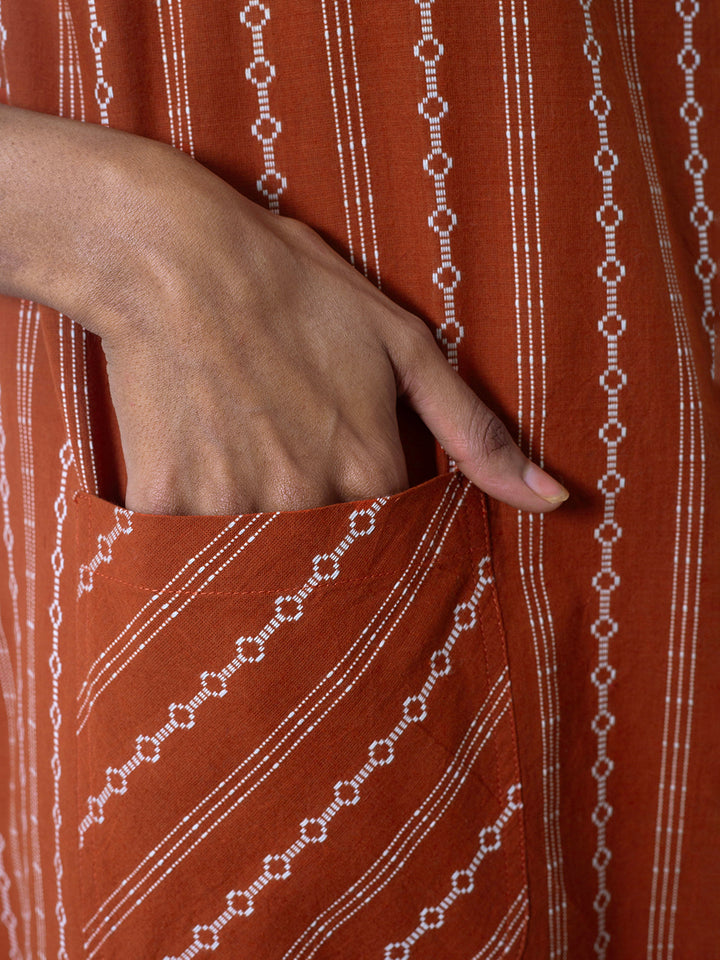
[385,317,569,513]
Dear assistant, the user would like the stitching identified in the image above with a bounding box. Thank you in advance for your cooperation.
[76,471,101,931]
[480,490,531,952]
[476,495,515,949]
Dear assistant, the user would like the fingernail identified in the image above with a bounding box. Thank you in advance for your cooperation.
[523,462,570,504]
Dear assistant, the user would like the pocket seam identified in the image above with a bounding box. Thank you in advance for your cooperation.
[476,491,531,952]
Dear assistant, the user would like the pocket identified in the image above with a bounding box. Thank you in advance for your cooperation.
[72,473,529,960]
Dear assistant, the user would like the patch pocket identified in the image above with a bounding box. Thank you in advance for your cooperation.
[73,473,528,960]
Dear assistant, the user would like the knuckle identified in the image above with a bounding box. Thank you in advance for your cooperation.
[269,471,325,512]
[389,314,438,392]
[341,448,407,501]
[401,315,437,360]
[482,416,513,457]
[124,473,184,515]
[127,492,180,516]
[467,403,513,464]
[279,214,323,250]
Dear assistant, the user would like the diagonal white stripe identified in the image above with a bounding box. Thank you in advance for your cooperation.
[285,682,513,960]
[83,477,468,955]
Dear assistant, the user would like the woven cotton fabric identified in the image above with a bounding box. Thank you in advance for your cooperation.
[0,1,718,958]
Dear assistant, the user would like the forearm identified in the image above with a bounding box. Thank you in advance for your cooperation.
[0,104,214,340]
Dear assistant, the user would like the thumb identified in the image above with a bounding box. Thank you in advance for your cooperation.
[385,319,569,513]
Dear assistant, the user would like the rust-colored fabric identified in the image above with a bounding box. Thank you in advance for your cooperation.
[0,1,718,958]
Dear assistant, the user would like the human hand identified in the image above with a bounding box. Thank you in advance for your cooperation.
[0,105,566,515]
[93,144,568,515]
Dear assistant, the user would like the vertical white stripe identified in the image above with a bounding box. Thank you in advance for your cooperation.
[17,303,47,958]
[58,0,65,117]
[156,0,196,156]
[67,295,90,495]
[413,1,464,372]
[174,0,195,156]
[239,2,286,213]
[318,0,382,285]
[0,18,30,932]
[319,0,357,266]
[343,0,381,287]
[577,5,628,957]
[0,0,10,102]
[0,834,21,960]
[606,4,706,958]
[498,4,567,955]
[77,326,97,492]
[156,0,177,145]
[166,0,184,149]
[86,0,113,124]
[521,9,568,955]
[4,304,33,960]
[676,0,717,379]
[49,442,74,960]
[0,379,29,959]
[61,2,97,495]
[331,0,369,275]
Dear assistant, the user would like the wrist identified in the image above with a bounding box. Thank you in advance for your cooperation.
[0,105,213,343]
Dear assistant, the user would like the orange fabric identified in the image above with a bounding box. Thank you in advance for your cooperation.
[0,1,719,958]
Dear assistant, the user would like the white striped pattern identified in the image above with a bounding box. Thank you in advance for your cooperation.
[78,501,380,841]
[0,382,29,960]
[60,4,98,497]
[318,0,382,284]
[49,441,74,960]
[165,558,497,960]
[414,0,463,371]
[17,299,47,959]
[676,0,717,380]
[471,889,529,960]
[59,0,87,121]
[76,512,276,729]
[497,3,568,956]
[384,783,522,960]
[284,675,513,960]
[240,1,286,212]
[607,3,707,958]
[57,315,98,497]
[77,506,134,597]
[0,834,21,960]
[0,0,9,101]
[83,475,468,957]
[578,5,627,957]
[86,0,113,123]
[0,627,21,960]
[156,0,195,155]
[1,321,33,960]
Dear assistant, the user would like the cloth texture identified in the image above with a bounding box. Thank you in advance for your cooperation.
[0,1,718,958]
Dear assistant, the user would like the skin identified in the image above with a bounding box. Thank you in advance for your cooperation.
[0,104,569,516]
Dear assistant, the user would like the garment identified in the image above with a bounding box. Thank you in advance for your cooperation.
[0,1,718,958]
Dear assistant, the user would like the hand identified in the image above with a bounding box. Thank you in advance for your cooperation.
[0,105,568,516]
[96,146,568,515]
